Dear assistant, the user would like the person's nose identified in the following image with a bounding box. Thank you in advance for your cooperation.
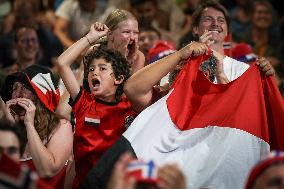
[211,19,217,26]
[130,32,136,40]
[143,37,150,44]
[12,89,22,99]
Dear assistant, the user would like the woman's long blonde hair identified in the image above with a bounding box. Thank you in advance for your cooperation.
[96,9,137,44]
[105,9,136,31]
[33,97,59,142]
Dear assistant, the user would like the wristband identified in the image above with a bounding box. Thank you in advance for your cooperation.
[85,36,91,46]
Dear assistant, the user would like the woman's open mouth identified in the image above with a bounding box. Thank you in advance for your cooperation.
[127,43,134,51]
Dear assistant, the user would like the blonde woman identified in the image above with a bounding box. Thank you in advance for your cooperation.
[94,9,145,74]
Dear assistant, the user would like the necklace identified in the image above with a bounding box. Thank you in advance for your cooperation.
[199,55,217,82]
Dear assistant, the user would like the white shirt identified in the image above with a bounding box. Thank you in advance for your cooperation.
[222,56,250,81]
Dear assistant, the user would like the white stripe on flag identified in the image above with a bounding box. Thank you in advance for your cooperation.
[223,42,231,49]
[85,117,100,124]
[32,73,57,94]
[127,161,157,178]
[123,91,270,189]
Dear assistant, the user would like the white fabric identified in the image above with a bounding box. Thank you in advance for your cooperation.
[31,73,57,95]
[222,56,250,81]
[160,73,169,86]
[124,92,270,189]
[160,56,249,86]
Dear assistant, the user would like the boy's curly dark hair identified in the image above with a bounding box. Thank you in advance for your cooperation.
[83,46,131,101]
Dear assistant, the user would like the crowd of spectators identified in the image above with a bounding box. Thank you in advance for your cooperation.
[0,0,283,189]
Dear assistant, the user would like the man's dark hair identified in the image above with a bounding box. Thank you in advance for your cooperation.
[192,0,230,30]
[83,46,131,101]
[0,119,27,156]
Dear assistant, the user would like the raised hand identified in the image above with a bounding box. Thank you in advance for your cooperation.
[107,152,136,189]
[113,38,129,58]
[111,37,138,61]
[86,22,109,44]
[127,39,139,63]
[256,57,275,76]
[16,98,36,127]
[199,30,215,46]
[5,99,20,124]
[178,41,208,60]
[157,164,186,189]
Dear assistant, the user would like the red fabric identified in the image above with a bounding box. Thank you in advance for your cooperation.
[147,40,176,63]
[72,88,135,188]
[28,75,60,113]
[0,154,52,189]
[232,43,254,59]
[167,53,284,150]
[22,159,66,189]
[0,154,22,178]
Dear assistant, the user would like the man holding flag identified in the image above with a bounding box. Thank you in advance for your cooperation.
[81,1,283,189]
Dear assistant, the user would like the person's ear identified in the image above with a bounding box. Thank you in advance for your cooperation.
[107,31,114,42]
[225,30,228,37]
[114,75,125,85]
[192,27,199,37]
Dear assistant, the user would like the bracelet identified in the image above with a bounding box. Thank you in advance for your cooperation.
[85,35,91,46]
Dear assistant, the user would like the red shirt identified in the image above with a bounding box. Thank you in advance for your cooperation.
[71,88,135,187]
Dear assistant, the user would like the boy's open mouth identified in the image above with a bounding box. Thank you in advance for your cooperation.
[92,78,100,88]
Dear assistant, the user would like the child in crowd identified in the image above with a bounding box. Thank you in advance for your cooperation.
[56,9,144,121]
[56,22,135,188]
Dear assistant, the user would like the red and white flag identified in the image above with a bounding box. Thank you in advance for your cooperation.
[126,160,158,184]
[123,54,284,189]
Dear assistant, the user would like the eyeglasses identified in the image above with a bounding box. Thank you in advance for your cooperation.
[0,145,20,156]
